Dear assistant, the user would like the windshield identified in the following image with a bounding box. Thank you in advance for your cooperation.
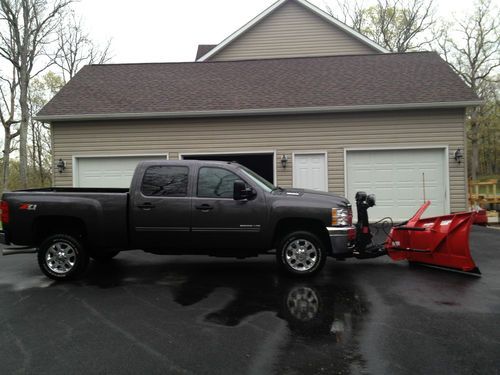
[239,166,276,193]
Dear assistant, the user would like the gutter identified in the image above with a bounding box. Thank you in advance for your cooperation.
[35,100,484,123]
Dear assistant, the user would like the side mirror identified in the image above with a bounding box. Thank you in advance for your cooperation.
[233,180,252,200]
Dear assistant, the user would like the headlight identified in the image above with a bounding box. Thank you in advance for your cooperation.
[331,206,352,226]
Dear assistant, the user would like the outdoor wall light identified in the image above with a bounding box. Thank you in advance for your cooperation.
[454,148,464,164]
[281,154,288,168]
[56,159,66,173]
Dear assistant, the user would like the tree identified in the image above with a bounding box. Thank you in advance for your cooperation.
[327,0,437,52]
[0,0,72,188]
[29,71,63,186]
[54,12,111,82]
[437,0,500,179]
[0,66,20,190]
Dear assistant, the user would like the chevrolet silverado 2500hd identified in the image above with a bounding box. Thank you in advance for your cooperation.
[0,160,355,280]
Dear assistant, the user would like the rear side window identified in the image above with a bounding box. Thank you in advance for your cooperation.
[197,167,240,198]
[141,166,189,197]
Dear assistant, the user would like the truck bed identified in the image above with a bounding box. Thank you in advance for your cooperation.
[2,188,130,249]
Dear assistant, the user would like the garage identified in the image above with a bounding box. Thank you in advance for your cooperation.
[74,155,168,188]
[346,148,448,221]
[181,152,275,184]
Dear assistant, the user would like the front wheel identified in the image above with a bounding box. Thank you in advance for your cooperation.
[37,234,89,281]
[276,231,326,276]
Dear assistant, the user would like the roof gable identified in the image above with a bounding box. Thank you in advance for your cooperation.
[198,0,387,62]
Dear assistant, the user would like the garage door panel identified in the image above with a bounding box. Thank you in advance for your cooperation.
[346,149,447,221]
[76,155,166,188]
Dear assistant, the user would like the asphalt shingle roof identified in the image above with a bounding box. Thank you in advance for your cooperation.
[37,52,479,120]
[195,44,217,60]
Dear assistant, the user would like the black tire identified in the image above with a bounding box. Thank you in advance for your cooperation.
[90,250,120,262]
[37,234,89,281]
[276,230,326,277]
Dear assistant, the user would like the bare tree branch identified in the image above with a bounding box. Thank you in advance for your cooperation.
[435,0,500,179]
[0,0,73,187]
[326,0,436,52]
[54,12,112,82]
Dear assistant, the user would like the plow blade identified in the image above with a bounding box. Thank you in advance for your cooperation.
[386,202,480,275]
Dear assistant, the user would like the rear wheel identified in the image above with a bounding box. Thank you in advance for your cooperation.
[37,234,89,281]
[276,231,326,276]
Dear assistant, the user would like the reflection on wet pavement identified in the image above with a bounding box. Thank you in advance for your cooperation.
[2,226,499,375]
[0,254,369,374]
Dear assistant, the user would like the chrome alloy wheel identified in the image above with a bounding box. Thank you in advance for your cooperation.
[45,241,77,274]
[285,239,319,272]
[286,286,319,321]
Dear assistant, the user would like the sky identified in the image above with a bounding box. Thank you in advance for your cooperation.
[71,0,485,64]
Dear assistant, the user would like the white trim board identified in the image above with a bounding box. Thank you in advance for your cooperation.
[36,101,483,123]
[292,151,329,191]
[343,146,451,215]
[72,153,169,187]
[197,0,387,61]
[179,150,277,185]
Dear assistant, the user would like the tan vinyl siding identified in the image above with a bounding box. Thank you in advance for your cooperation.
[52,108,467,212]
[208,0,376,61]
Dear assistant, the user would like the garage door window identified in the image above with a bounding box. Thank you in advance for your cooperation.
[141,166,189,197]
[197,167,240,198]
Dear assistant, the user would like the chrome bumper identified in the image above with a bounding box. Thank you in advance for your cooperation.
[326,226,356,256]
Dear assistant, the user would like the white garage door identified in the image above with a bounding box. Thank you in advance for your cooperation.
[75,155,167,188]
[293,153,327,191]
[346,149,447,221]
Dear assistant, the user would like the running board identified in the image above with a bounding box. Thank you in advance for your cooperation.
[2,247,37,256]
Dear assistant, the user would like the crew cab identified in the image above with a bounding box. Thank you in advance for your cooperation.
[0,160,355,280]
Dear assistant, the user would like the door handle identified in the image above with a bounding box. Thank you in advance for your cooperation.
[195,204,213,211]
[137,202,155,210]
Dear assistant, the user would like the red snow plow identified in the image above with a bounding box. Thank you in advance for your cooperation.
[354,192,480,275]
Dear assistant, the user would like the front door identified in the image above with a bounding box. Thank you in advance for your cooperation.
[131,165,191,251]
[293,153,327,191]
[191,166,267,252]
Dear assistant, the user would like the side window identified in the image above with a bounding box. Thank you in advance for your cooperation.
[141,166,189,197]
[197,167,241,198]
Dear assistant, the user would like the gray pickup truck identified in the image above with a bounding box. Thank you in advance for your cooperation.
[0,160,356,280]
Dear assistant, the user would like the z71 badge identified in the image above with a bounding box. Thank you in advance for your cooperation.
[19,203,37,211]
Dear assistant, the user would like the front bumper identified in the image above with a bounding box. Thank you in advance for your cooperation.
[326,226,356,256]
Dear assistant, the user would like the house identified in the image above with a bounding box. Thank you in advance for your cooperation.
[36,0,480,221]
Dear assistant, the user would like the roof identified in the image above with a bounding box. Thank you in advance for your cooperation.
[195,44,217,60]
[37,52,481,122]
[197,0,388,61]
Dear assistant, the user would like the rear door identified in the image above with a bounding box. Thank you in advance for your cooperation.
[130,165,191,251]
[191,166,268,252]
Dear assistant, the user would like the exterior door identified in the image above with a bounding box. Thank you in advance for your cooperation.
[346,148,447,221]
[75,155,166,187]
[131,165,192,251]
[191,166,267,252]
[293,153,327,191]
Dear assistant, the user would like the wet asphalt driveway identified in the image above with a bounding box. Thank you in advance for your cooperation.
[0,226,499,375]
